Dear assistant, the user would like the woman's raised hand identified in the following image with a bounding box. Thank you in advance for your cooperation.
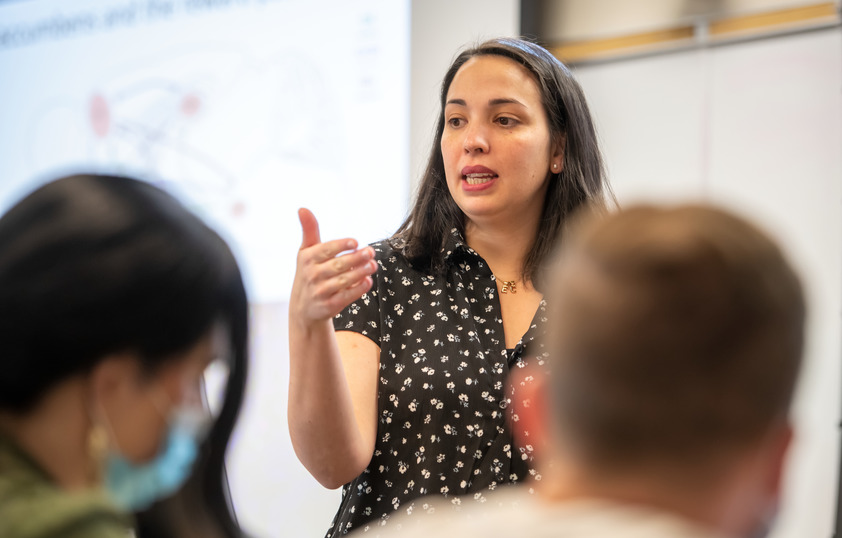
[288,209,381,487]
[291,208,377,326]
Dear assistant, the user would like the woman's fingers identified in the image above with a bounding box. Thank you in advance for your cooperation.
[293,209,378,321]
[322,274,375,316]
[299,209,361,263]
[309,238,360,264]
[295,258,375,322]
[320,246,374,277]
[298,208,323,249]
[317,258,377,299]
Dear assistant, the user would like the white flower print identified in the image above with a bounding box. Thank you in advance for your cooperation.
[328,236,549,538]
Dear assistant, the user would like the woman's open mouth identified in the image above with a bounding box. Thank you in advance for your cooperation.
[461,165,499,187]
[464,173,496,185]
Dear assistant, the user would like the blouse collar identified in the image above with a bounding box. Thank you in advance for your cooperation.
[441,227,479,262]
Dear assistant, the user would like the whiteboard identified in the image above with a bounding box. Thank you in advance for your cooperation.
[0,0,411,304]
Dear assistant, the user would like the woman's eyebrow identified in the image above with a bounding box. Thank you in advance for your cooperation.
[488,98,526,107]
[444,97,527,107]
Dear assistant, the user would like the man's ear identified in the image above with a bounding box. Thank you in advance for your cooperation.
[507,362,553,460]
[765,420,793,502]
[731,420,793,538]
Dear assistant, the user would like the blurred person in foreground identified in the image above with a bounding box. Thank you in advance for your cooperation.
[0,174,249,538]
[374,204,804,538]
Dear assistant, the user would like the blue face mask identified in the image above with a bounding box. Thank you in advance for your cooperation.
[105,406,209,512]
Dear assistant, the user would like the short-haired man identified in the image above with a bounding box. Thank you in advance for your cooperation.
[372,204,804,538]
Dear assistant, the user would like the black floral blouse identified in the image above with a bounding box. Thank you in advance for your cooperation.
[327,229,549,537]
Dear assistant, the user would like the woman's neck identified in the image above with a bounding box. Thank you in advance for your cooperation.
[464,213,541,283]
[0,379,96,490]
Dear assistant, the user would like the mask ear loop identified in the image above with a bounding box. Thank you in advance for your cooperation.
[155,371,214,445]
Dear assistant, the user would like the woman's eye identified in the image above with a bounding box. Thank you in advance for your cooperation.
[497,116,517,127]
[447,118,464,128]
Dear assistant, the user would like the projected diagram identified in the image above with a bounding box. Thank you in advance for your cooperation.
[63,50,349,214]
[5,0,408,307]
[85,80,240,206]
[22,48,352,301]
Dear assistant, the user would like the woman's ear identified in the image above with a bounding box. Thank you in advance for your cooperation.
[88,354,139,407]
[550,135,566,173]
[507,362,553,461]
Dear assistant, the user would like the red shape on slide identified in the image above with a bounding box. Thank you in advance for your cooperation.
[90,94,110,138]
[181,93,201,117]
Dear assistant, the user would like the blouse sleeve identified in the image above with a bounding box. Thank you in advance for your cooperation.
[332,242,386,346]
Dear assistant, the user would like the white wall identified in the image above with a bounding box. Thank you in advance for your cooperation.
[574,27,842,538]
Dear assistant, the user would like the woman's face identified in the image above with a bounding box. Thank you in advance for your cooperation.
[98,331,218,463]
[441,54,562,228]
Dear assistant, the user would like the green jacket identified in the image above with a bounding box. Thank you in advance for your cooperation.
[0,432,134,538]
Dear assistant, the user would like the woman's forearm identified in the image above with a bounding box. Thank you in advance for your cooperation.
[288,319,378,489]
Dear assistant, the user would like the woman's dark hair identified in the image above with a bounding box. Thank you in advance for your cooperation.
[0,173,248,413]
[394,37,610,284]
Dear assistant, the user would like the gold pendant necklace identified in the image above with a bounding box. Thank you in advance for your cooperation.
[496,277,517,294]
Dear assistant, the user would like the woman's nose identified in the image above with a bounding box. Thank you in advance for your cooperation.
[463,124,489,154]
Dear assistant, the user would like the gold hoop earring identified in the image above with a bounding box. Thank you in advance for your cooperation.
[87,422,109,483]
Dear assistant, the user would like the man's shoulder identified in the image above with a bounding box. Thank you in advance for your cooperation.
[363,487,533,538]
[356,489,733,538]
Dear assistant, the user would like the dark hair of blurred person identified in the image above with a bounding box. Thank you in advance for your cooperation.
[0,173,249,538]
